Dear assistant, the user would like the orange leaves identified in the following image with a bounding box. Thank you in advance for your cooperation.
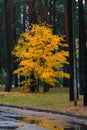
[13,24,70,86]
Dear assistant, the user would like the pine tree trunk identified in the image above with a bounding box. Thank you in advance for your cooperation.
[4,0,12,91]
[49,0,52,25]
[44,0,48,23]
[13,4,18,88]
[53,0,56,34]
[85,0,87,5]
[78,0,87,106]
[0,24,2,70]
[63,1,69,88]
[28,0,36,25]
[67,0,74,100]
[23,2,26,32]
[78,0,86,95]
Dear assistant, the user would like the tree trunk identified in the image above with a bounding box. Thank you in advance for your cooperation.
[29,72,39,92]
[4,0,12,91]
[63,1,70,88]
[49,0,52,25]
[85,0,87,5]
[67,0,74,100]
[0,24,2,70]
[13,3,18,88]
[83,50,87,106]
[78,0,87,106]
[28,0,36,26]
[43,82,50,93]
[78,0,86,95]
[23,2,26,32]
[53,0,56,34]
[44,0,48,23]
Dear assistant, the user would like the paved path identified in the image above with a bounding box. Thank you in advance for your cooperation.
[0,106,87,129]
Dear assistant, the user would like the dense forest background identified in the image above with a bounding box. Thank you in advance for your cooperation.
[0,0,87,105]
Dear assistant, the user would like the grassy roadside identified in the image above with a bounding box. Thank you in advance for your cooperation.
[0,87,86,117]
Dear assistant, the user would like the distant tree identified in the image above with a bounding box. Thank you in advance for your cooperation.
[12,24,70,92]
[0,1,7,73]
[85,0,87,5]
[49,0,52,25]
[28,0,36,25]
[44,0,48,23]
[55,0,65,35]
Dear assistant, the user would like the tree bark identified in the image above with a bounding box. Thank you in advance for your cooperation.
[53,0,56,34]
[78,0,86,95]
[66,0,74,100]
[44,0,48,23]
[63,1,70,88]
[28,0,36,26]
[4,0,12,91]
[43,82,50,93]
[13,3,18,88]
[49,0,52,25]
[78,0,87,106]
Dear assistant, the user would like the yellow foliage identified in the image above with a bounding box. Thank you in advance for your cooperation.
[12,24,70,86]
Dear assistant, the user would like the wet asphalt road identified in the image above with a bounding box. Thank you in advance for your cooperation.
[0,106,87,130]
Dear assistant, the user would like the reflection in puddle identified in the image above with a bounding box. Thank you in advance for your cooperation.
[19,118,87,130]
[20,118,62,129]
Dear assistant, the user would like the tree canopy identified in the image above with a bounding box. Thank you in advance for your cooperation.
[12,24,70,87]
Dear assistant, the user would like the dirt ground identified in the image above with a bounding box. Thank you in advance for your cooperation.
[27,103,87,118]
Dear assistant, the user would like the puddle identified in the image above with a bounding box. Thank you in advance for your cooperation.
[0,106,87,130]
[0,126,18,130]
[18,118,87,130]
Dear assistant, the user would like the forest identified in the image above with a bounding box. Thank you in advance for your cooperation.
[0,0,87,106]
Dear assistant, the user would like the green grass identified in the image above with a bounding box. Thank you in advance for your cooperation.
[0,87,83,113]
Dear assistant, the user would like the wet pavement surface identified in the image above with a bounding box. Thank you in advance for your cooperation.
[0,106,87,129]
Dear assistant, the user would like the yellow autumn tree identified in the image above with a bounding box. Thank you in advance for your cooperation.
[12,24,69,88]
